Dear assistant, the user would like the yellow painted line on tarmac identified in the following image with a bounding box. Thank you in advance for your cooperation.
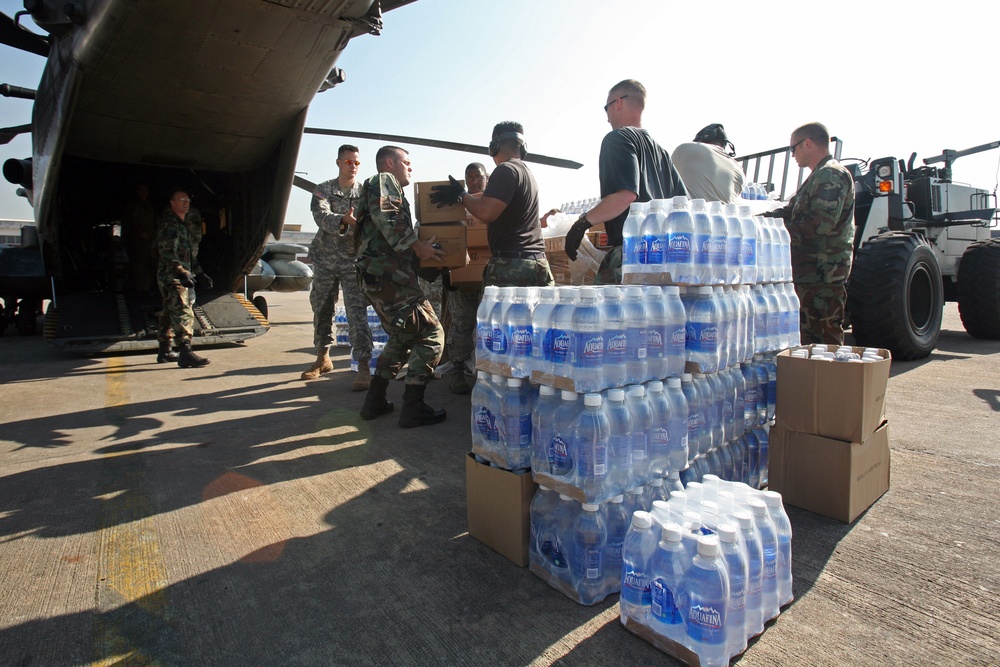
[92,356,171,665]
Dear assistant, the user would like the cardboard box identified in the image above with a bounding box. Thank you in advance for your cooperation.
[418,223,467,269]
[467,225,489,248]
[466,453,537,566]
[414,180,467,224]
[775,345,891,443]
[450,245,489,283]
[769,422,891,523]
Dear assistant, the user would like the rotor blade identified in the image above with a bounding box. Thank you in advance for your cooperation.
[0,123,31,145]
[303,127,583,170]
[293,175,318,194]
[0,13,49,57]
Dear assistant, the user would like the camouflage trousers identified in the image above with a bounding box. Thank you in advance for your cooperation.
[594,246,623,285]
[157,281,194,343]
[311,258,372,363]
[418,272,444,320]
[446,284,481,365]
[795,282,847,345]
[359,270,443,386]
[482,256,555,288]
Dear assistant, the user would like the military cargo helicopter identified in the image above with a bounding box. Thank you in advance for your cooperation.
[0,0,582,352]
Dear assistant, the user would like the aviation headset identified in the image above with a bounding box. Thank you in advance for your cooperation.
[489,131,528,160]
[694,123,736,157]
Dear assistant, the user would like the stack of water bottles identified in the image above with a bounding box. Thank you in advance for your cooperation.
[619,476,793,665]
[348,305,389,372]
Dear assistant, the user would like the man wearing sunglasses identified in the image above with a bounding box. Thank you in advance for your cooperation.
[766,122,855,345]
[564,79,687,284]
[302,144,374,392]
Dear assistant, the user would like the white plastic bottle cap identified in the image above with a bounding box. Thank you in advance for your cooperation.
[582,503,599,512]
[579,287,598,300]
[666,377,681,388]
[666,470,680,480]
[477,371,489,381]
[749,498,768,516]
[612,495,624,503]
[697,286,714,295]
[691,198,707,211]
[662,523,684,542]
[669,490,687,501]
[649,199,666,211]
[631,511,652,529]
[626,285,644,297]
[491,374,503,384]
[507,378,522,388]
[682,373,693,382]
[762,490,783,507]
[649,477,664,487]
[664,285,680,295]
[702,474,721,487]
[646,285,663,296]
[717,523,738,543]
[559,494,574,501]
[561,390,577,401]
[539,384,556,396]
[813,344,829,352]
[538,485,551,491]
[626,385,645,397]
[602,285,619,299]
[724,203,738,215]
[607,388,625,402]
[672,195,688,208]
[651,500,670,522]
[584,393,602,407]
[648,380,664,393]
[734,510,753,529]
[697,534,721,557]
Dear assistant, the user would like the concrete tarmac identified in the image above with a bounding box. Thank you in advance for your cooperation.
[0,291,997,666]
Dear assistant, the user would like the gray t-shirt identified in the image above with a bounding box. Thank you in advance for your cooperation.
[672,142,745,204]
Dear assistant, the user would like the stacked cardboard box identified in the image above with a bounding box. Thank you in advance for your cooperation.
[769,345,892,522]
[413,181,470,270]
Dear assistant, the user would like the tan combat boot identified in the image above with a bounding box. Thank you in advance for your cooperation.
[352,363,371,392]
[301,349,333,380]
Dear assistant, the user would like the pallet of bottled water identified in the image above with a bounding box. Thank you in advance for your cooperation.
[333,306,351,347]
[350,342,384,374]
[620,477,793,666]
[619,196,789,288]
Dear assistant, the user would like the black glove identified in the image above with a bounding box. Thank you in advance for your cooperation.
[429,175,466,208]
[564,214,592,262]
[197,273,214,290]
[176,268,196,288]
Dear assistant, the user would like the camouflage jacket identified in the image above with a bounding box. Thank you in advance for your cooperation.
[156,208,203,283]
[354,172,421,281]
[309,178,362,264]
[771,155,855,284]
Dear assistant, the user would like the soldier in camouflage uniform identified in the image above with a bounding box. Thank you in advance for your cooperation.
[767,122,855,345]
[156,187,212,368]
[355,146,448,428]
[302,145,373,391]
[430,122,554,289]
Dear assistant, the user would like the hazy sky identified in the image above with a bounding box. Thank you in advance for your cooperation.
[2,0,998,232]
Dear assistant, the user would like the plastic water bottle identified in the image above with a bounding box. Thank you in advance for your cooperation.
[662,286,688,378]
[773,218,792,282]
[573,393,610,501]
[687,286,721,374]
[755,217,772,284]
[550,287,577,377]
[605,388,634,497]
[684,535,730,667]
[604,495,630,591]
[719,366,737,445]
[477,285,498,364]
[644,286,669,381]
[489,287,510,364]
[717,523,749,658]
[763,284,782,352]
[470,371,494,454]
[762,490,793,608]
[504,287,534,377]
[644,476,669,509]
[500,378,532,469]
[740,361,758,433]
[708,201,728,285]
[712,286,730,370]
[752,355,768,426]
[723,204,742,285]
[621,511,658,624]
[738,206,757,285]
[749,498,780,622]
[743,430,760,490]
[664,377,690,473]
[623,286,648,385]
[664,195,695,284]
[572,502,607,602]
[751,285,768,354]
[624,484,646,517]
[569,287,605,393]
[740,285,755,359]
[602,286,627,389]
[764,355,777,423]
[529,486,559,566]
[648,522,688,643]
[550,390,580,479]
[647,380,671,477]
[531,384,559,474]
[730,365,746,439]
[626,384,653,485]
[621,202,648,275]
[692,198,712,285]
[735,509,764,640]
[639,199,668,274]
[531,287,557,375]
[680,373,703,462]
[703,372,725,458]
[549,494,577,583]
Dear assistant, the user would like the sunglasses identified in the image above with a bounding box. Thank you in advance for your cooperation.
[604,94,629,113]
[339,159,361,166]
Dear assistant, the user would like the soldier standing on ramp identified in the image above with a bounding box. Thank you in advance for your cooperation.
[355,145,449,428]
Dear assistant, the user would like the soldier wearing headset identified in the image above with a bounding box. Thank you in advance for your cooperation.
[672,123,745,204]
[429,121,554,288]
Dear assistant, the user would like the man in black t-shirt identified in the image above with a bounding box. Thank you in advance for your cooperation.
[564,79,687,284]
[430,121,554,288]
